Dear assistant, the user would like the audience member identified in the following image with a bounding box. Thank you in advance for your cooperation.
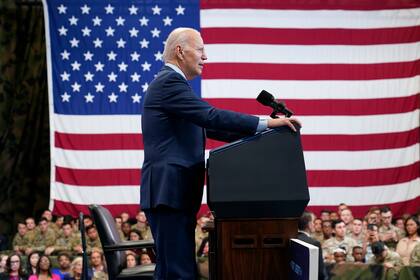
[370,241,404,269]
[25,218,56,256]
[340,208,354,234]
[330,212,339,221]
[50,216,64,237]
[396,216,420,265]
[125,253,137,268]
[0,255,8,274]
[89,248,107,279]
[321,220,333,242]
[131,211,152,240]
[120,212,130,223]
[379,206,401,251]
[195,215,210,253]
[24,218,37,249]
[114,217,125,240]
[312,218,324,243]
[45,223,76,255]
[26,252,40,276]
[121,222,131,241]
[333,247,347,265]
[28,255,60,280]
[363,223,380,263]
[51,252,72,279]
[196,237,209,280]
[63,257,90,280]
[0,253,27,280]
[337,203,348,215]
[82,216,93,229]
[352,246,364,263]
[394,217,406,236]
[348,218,365,246]
[410,242,420,266]
[140,253,152,265]
[12,222,27,255]
[85,226,102,254]
[320,210,331,221]
[297,211,326,279]
[366,211,380,227]
[322,220,357,263]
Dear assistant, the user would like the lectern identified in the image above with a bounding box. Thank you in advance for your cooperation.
[206,127,309,279]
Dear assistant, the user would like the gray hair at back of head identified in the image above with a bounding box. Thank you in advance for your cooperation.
[163,27,199,62]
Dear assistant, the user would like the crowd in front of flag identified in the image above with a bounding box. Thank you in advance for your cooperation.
[0,205,419,279]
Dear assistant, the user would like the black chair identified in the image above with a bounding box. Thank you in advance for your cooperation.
[88,204,155,279]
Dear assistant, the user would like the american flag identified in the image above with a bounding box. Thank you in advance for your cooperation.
[43,0,420,218]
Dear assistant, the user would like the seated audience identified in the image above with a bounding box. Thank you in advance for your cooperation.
[121,222,131,241]
[51,252,72,279]
[23,218,37,250]
[196,237,209,280]
[370,241,404,269]
[85,226,102,254]
[394,217,406,237]
[25,218,56,256]
[321,220,333,243]
[312,218,324,243]
[320,210,331,221]
[131,211,153,241]
[396,216,420,265]
[89,248,107,278]
[45,223,76,255]
[340,208,354,234]
[330,212,339,222]
[410,242,420,266]
[0,253,27,280]
[63,257,90,280]
[140,253,152,265]
[28,255,60,280]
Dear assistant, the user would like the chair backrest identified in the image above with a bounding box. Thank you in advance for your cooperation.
[89,204,125,278]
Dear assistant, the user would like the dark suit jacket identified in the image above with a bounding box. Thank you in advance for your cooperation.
[141,66,259,212]
[297,232,327,280]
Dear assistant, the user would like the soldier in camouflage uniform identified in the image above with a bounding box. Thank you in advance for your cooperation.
[85,225,102,254]
[23,217,38,250]
[410,242,420,266]
[322,220,357,263]
[132,211,153,241]
[12,222,27,254]
[311,218,324,243]
[347,218,365,247]
[25,217,56,255]
[370,241,404,268]
[379,206,402,251]
[45,222,77,255]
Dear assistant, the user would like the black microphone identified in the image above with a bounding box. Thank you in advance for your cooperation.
[256,90,293,118]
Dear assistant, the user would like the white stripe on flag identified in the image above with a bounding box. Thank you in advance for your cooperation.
[201,8,420,28]
[297,110,419,135]
[308,178,420,206]
[54,144,418,171]
[52,183,139,204]
[205,43,420,64]
[54,114,142,134]
[202,76,420,99]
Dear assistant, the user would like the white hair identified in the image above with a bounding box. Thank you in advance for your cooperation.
[163,27,199,62]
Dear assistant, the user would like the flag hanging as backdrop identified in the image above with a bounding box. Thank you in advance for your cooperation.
[42,0,420,218]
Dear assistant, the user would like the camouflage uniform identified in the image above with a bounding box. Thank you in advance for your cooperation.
[12,233,26,253]
[53,234,78,253]
[347,233,365,247]
[379,224,401,251]
[31,228,56,253]
[322,236,357,262]
[370,250,404,267]
[410,242,420,266]
[23,229,38,249]
[131,224,153,240]
[311,232,324,244]
[86,237,102,254]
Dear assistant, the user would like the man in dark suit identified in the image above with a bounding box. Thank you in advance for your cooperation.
[297,211,327,280]
[141,27,301,279]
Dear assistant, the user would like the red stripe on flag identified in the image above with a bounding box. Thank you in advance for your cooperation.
[55,163,418,188]
[200,0,420,10]
[202,61,420,80]
[205,93,420,116]
[207,129,420,151]
[52,200,140,217]
[202,27,420,45]
[55,132,142,150]
[301,129,419,151]
[56,166,140,186]
[307,162,419,187]
[306,196,420,219]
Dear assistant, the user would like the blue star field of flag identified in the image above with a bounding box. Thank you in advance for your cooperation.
[45,0,200,115]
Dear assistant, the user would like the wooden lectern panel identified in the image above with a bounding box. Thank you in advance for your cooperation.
[210,218,298,280]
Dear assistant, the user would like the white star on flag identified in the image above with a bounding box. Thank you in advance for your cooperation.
[60,71,70,81]
[93,38,103,48]
[57,4,67,14]
[104,4,114,14]
[129,27,139,37]
[175,5,185,15]
[58,26,67,36]
[163,16,173,26]
[80,4,90,14]
[105,27,115,36]
[94,61,104,71]
[116,38,126,48]
[108,92,118,102]
[141,61,151,71]
[107,51,117,61]
[116,16,125,26]
[83,51,93,61]
[151,28,160,38]
[71,61,81,71]
[139,16,149,26]
[61,92,70,102]
[92,16,102,26]
[141,82,148,92]
[131,72,141,82]
[60,50,70,60]
[69,38,79,47]
[131,93,142,103]
[129,5,138,15]
[84,92,94,103]
[152,5,162,15]
[118,82,128,92]
[140,38,149,48]
[118,62,128,72]
[130,52,140,61]
[84,72,94,81]
[81,26,91,37]
[69,16,78,25]
[71,82,81,92]
[95,82,105,92]
[108,72,117,82]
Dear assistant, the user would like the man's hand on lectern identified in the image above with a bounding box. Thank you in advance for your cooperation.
[267,117,301,132]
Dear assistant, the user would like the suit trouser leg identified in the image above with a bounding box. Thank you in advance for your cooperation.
[145,206,198,280]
